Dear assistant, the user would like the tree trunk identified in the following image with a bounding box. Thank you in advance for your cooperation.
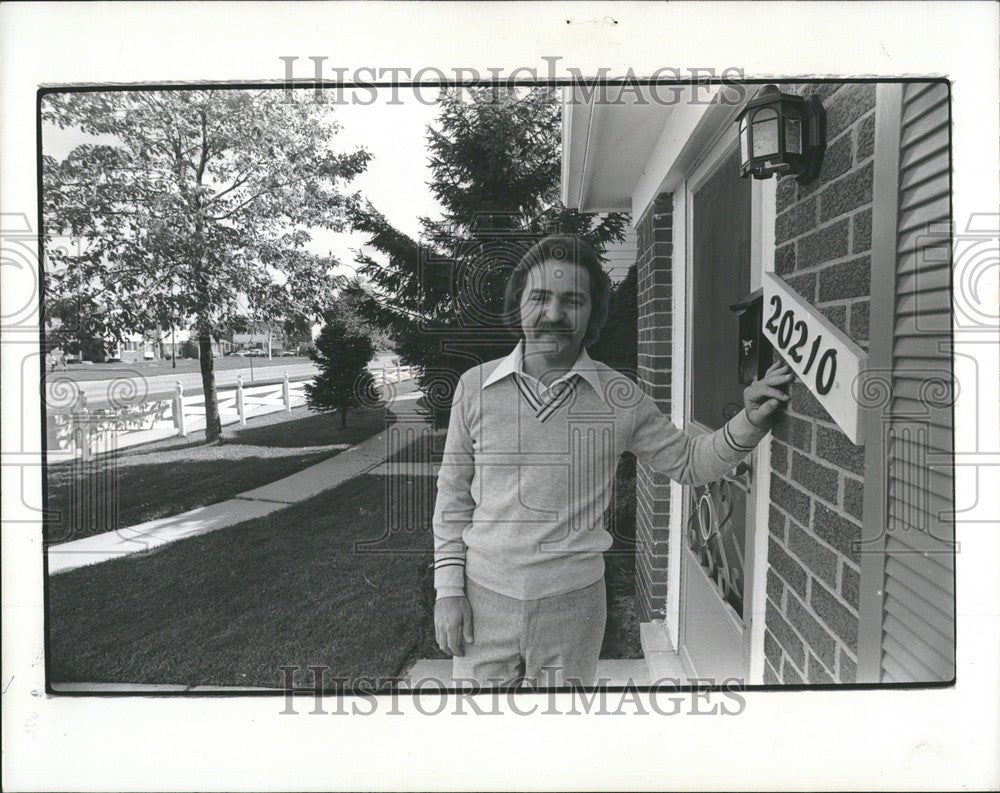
[199,328,223,442]
[340,406,348,429]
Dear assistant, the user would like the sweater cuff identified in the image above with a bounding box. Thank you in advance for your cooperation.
[435,586,467,601]
[434,559,466,598]
[716,408,769,462]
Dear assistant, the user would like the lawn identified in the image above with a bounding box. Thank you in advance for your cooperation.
[44,394,408,544]
[47,471,437,687]
[47,440,641,687]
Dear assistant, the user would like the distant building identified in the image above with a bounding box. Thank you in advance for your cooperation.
[231,322,287,353]
[113,328,230,362]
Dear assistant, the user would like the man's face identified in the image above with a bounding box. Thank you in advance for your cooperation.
[518,258,592,355]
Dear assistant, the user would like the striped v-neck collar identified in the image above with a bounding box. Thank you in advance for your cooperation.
[513,372,579,423]
[482,340,604,403]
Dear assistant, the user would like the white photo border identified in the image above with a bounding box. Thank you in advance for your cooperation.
[2,2,998,790]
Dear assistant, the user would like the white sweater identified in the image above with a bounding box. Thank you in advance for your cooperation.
[433,341,767,601]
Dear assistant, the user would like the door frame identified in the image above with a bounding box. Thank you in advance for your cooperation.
[667,118,776,683]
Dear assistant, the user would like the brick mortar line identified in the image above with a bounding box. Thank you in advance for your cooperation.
[780,256,876,281]
[806,567,861,620]
[788,453,860,511]
[782,409,842,434]
[776,203,876,246]
[783,256,875,281]
[823,116,874,153]
[773,470,864,532]
[770,496,863,567]
[776,204,872,238]
[779,536,861,626]
[812,297,872,312]
[785,441,858,475]
[765,588,841,682]
[774,537,860,632]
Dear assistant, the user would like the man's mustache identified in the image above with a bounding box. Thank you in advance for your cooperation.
[535,322,572,332]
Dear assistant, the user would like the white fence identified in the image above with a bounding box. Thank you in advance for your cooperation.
[172,373,307,438]
[48,363,419,460]
[370,362,417,388]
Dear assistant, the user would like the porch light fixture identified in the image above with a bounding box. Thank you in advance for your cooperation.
[736,84,825,182]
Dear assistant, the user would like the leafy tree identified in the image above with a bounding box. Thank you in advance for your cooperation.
[42,88,370,441]
[305,301,378,429]
[44,294,116,361]
[345,86,628,425]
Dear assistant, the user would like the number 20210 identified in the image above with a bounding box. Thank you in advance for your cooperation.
[765,294,837,396]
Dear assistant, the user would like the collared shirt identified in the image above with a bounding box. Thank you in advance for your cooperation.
[481,338,604,398]
[481,339,605,424]
[433,343,768,601]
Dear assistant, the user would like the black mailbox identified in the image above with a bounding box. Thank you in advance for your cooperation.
[729,288,774,386]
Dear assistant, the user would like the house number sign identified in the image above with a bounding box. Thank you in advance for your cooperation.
[762,271,868,444]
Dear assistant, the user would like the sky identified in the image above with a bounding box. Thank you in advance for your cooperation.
[300,93,444,275]
[41,88,444,281]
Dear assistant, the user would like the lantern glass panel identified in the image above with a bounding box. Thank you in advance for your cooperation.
[751,108,779,157]
[784,114,802,154]
[739,117,749,164]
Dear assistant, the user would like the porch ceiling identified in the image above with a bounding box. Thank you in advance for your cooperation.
[562,86,677,214]
[561,83,739,219]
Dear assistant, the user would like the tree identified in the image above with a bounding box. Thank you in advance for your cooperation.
[587,263,638,380]
[345,86,628,425]
[42,89,370,441]
[45,294,116,362]
[305,300,378,429]
[335,277,396,353]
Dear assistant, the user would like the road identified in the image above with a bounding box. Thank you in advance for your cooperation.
[54,362,320,408]
[46,352,408,409]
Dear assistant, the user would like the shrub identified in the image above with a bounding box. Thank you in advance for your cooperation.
[305,304,378,429]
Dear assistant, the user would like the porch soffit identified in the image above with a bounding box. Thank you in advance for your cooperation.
[562,84,738,219]
[562,87,675,214]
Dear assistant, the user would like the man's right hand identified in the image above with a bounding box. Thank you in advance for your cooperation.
[434,595,474,657]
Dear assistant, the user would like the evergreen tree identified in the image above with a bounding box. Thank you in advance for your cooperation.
[345,86,628,425]
[588,263,638,380]
[304,299,377,429]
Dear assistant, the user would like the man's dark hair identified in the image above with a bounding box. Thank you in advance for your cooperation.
[503,235,611,348]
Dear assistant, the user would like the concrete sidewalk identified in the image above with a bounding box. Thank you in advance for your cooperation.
[47,391,436,575]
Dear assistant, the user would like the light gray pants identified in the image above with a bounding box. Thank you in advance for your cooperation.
[452,576,607,689]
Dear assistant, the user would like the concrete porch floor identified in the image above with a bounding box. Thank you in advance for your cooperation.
[640,619,688,682]
[403,658,652,687]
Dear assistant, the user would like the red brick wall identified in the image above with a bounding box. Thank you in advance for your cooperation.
[763,83,876,684]
[634,193,673,622]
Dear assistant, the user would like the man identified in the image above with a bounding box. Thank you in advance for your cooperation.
[432,235,793,688]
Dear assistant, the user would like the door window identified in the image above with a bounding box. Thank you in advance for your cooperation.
[690,147,752,430]
[687,144,754,625]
